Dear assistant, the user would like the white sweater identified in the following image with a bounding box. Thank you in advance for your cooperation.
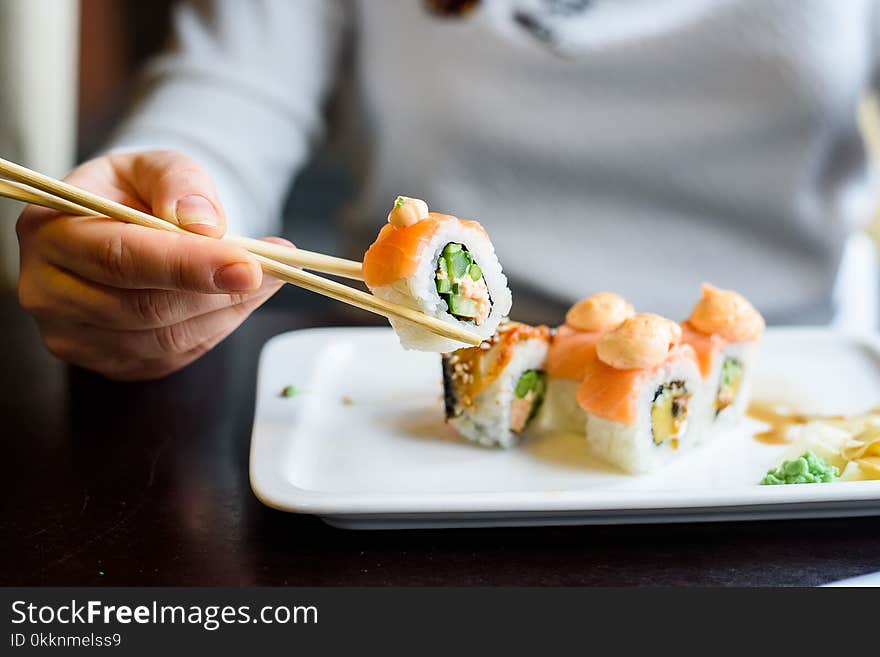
[112,0,880,322]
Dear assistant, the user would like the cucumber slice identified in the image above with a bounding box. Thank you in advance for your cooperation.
[527,372,548,422]
[435,255,451,295]
[446,250,472,279]
[447,295,478,318]
[515,370,539,399]
[534,373,547,398]
[451,282,462,295]
[469,264,482,281]
[515,370,548,425]
[443,243,463,255]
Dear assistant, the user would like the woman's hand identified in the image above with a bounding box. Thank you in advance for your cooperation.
[16,150,285,381]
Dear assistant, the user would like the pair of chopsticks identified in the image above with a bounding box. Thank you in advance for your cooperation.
[0,156,482,346]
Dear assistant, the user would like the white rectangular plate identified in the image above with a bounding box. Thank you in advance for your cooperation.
[250,327,880,529]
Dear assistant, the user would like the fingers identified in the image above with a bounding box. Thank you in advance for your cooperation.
[261,236,296,248]
[39,322,211,382]
[17,150,227,244]
[126,151,227,237]
[19,262,282,330]
[54,150,226,237]
[96,287,273,359]
[36,216,262,293]
[14,148,290,381]
[38,283,277,380]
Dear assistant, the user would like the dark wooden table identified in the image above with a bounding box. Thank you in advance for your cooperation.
[2,295,878,586]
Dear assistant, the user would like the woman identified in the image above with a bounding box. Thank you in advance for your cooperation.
[16,0,880,379]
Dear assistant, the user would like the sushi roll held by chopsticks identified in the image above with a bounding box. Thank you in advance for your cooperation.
[681,283,765,431]
[363,196,512,352]
[442,321,551,448]
[578,314,703,473]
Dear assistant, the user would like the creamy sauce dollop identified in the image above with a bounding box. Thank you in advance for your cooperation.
[597,313,682,370]
[387,195,429,228]
[688,283,764,342]
[566,292,634,332]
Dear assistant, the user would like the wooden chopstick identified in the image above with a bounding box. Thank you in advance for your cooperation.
[0,158,483,347]
[226,235,362,280]
[0,178,364,281]
[0,163,362,281]
[251,253,484,346]
[0,179,92,215]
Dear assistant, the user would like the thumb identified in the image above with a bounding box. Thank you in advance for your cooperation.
[128,150,228,239]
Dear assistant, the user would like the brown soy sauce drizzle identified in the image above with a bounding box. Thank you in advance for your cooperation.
[747,400,844,445]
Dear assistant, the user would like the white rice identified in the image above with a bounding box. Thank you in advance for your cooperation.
[584,354,703,474]
[533,379,585,435]
[369,222,512,352]
[447,337,549,448]
[691,341,758,439]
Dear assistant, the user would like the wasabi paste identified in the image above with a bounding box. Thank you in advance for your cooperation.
[760,451,838,485]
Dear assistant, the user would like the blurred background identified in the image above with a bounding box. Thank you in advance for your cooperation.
[0,0,347,311]
[2,0,880,328]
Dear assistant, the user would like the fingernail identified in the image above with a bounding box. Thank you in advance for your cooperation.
[262,237,295,248]
[257,275,285,293]
[176,195,218,228]
[214,261,260,292]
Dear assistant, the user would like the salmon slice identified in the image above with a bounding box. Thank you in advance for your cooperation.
[362,212,487,288]
[680,321,726,378]
[576,344,697,425]
[545,324,603,381]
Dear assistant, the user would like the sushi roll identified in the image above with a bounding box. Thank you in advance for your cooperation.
[681,283,765,432]
[363,196,512,352]
[537,293,635,434]
[578,314,703,473]
[442,321,551,448]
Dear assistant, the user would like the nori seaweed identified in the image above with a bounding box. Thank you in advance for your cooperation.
[441,355,459,419]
